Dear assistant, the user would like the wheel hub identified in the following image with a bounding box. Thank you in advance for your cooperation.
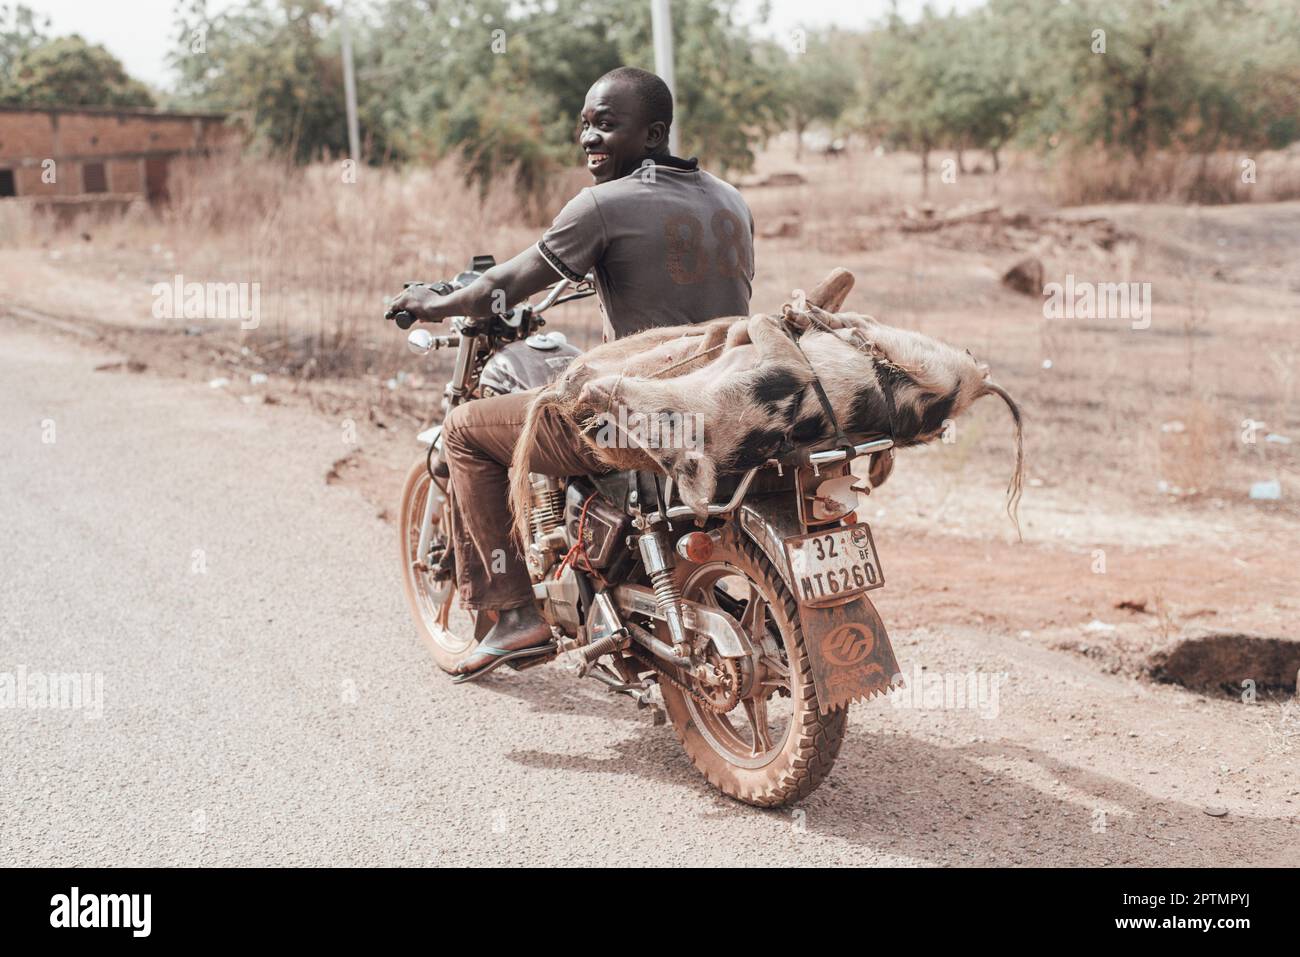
[695,653,744,714]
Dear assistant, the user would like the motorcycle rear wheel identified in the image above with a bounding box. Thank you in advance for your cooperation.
[658,533,848,808]
[398,457,491,673]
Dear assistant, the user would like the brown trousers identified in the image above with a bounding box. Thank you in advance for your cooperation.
[441,388,611,611]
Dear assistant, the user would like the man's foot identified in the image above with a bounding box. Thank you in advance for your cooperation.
[453,604,554,677]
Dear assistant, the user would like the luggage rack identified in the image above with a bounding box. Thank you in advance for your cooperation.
[646,435,894,523]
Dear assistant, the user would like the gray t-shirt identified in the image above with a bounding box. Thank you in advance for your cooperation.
[537,158,754,341]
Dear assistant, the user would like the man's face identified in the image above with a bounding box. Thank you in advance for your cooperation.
[578,79,665,184]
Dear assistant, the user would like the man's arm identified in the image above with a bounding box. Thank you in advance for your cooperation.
[385,245,562,323]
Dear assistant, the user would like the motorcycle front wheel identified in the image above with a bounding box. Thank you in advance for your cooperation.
[657,531,849,808]
[398,456,492,673]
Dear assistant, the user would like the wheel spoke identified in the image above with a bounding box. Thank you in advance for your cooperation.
[739,582,767,639]
[742,695,773,755]
[759,654,790,692]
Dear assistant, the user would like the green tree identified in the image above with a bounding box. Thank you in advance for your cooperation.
[1162,0,1300,151]
[937,6,1034,172]
[861,10,955,193]
[858,0,1300,190]
[164,0,1300,203]
[364,0,784,178]
[360,0,568,181]
[605,0,786,174]
[170,0,789,188]
[171,0,352,163]
[1014,0,1300,159]
[782,30,858,160]
[0,2,48,83]
[1,34,154,107]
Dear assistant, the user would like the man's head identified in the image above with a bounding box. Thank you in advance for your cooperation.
[579,67,673,183]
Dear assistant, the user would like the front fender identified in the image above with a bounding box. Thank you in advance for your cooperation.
[735,495,901,713]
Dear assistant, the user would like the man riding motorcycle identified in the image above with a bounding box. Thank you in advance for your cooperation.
[385,67,756,682]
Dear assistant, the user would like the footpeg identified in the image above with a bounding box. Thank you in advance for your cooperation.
[577,591,629,676]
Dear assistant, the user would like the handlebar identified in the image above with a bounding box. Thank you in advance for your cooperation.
[390,255,595,332]
[392,279,455,330]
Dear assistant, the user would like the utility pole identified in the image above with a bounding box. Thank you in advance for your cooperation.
[650,0,679,157]
[340,4,361,164]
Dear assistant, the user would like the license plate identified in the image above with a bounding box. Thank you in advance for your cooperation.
[782,523,884,607]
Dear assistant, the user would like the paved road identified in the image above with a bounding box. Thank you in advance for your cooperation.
[0,321,921,866]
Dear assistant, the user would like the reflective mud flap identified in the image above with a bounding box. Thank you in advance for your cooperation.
[738,497,902,713]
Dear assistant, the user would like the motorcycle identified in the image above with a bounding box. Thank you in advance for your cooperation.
[392,256,900,807]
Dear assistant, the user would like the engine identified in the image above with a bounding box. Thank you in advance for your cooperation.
[523,474,567,580]
[561,482,632,571]
[523,474,634,633]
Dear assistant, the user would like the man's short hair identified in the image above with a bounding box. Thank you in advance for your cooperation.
[597,66,673,129]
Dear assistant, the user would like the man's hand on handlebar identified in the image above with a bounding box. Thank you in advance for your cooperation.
[385,281,455,329]
[386,247,564,330]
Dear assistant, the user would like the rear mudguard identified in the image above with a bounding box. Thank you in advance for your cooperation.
[736,494,901,713]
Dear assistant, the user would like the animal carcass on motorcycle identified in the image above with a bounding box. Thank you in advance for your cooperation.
[510,305,1024,547]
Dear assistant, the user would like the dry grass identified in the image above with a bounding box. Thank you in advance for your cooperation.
[3,153,604,378]
[1050,148,1300,206]
[743,138,1057,241]
[1157,398,1233,497]
[156,153,604,375]
[744,137,1300,227]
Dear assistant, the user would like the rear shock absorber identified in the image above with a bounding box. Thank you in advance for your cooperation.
[638,530,691,658]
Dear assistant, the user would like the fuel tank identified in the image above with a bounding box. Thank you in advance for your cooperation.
[479,332,580,395]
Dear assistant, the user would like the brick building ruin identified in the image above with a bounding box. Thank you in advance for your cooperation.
[0,105,236,210]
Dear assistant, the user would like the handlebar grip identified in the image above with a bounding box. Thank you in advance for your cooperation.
[393,311,416,330]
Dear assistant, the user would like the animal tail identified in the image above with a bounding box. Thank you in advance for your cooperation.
[509,388,560,550]
[981,382,1025,543]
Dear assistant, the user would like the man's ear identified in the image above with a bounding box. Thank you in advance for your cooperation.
[645,120,669,152]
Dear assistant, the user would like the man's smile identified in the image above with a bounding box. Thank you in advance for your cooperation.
[586,150,611,173]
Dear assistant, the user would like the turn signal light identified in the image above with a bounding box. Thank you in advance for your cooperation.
[675,531,715,563]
